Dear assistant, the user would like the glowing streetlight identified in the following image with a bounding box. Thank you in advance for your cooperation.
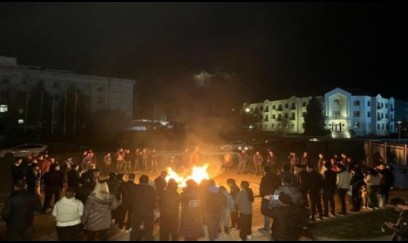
[240,107,251,132]
[397,121,402,143]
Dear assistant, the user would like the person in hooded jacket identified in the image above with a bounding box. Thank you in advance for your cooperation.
[81,181,118,241]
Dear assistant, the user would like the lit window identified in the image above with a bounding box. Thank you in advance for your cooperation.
[0,104,7,112]
[354,122,360,129]
[18,119,24,124]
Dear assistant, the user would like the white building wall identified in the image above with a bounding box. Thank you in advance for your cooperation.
[246,87,395,138]
[0,57,136,121]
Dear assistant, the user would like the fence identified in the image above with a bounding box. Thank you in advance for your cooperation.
[364,140,408,189]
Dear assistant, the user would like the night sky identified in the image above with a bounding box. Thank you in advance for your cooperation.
[1,2,408,115]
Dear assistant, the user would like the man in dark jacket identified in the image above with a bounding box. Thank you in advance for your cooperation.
[130,175,157,241]
[154,171,168,201]
[41,164,64,213]
[261,192,302,241]
[159,179,180,241]
[117,173,137,232]
[259,165,281,233]
[202,179,226,241]
[227,178,240,229]
[2,179,42,240]
[322,162,337,217]
[305,166,324,221]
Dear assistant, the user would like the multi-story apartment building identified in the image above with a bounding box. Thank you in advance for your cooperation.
[0,56,137,131]
[245,96,322,134]
[246,87,396,138]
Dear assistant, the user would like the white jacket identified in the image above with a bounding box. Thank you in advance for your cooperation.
[52,196,84,227]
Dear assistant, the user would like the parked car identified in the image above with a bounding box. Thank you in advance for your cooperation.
[0,143,48,158]
[220,140,253,152]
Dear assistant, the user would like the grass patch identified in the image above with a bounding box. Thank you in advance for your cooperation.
[308,208,400,239]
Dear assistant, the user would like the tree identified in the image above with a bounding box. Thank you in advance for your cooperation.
[303,96,329,136]
[241,107,262,130]
[56,84,90,134]
[27,82,53,130]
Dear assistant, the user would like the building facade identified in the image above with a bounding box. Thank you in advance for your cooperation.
[246,87,396,138]
[245,96,319,134]
[0,56,137,132]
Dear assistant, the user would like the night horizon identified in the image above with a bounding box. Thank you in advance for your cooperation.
[1,2,408,114]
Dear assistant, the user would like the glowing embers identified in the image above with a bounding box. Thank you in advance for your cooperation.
[166,164,210,187]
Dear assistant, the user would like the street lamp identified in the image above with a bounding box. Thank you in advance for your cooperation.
[240,107,251,132]
[397,121,402,143]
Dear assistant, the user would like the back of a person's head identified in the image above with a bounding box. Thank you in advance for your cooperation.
[186,179,198,190]
[128,173,136,181]
[227,178,236,185]
[139,174,149,184]
[282,164,290,171]
[109,172,117,179]
[263,165,271,173]
[207,179,216,187]
[65,187,76,199]
[167,179,178,190]
[116,173,124,180]
[241,181,249,189]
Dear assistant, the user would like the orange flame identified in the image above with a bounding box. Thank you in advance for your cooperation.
[166,164,210,187]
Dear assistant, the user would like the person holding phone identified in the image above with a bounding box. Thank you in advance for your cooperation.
[385,198,408,241]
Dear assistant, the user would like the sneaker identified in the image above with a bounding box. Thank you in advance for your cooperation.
[125,228,131,233]
[258,227,268,233]
[119,228,125,232]
[246,235,252,240]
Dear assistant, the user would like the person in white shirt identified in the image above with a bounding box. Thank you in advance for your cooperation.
[52,187,84,241]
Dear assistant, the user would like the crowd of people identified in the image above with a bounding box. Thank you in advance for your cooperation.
[1,146,406,241]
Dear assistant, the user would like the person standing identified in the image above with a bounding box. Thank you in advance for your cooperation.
[253,151,264,176]
[235,181,254,241]
[2,179,42,241]
[336,164,351,215]
[159,179,180,241]
[41,164,64,213]
[117,173,137,232]
[103,153,112,175]
[52,187,84,241]
[179,179,204,241]
[259,166,281,233]
[226,178,240,229]
[237,150,249,174]
[130,175,157,241]
[261,192,302,241]
[81,182,118,241]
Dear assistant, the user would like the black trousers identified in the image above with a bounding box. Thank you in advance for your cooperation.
[323,190,335,215]
[42,186,61,212]
[130,212,155,241]
[239,213,252,241]
[159,213,179,241]
[56,224,81,241]
[87,229,108,241]
[6,225,33,241]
